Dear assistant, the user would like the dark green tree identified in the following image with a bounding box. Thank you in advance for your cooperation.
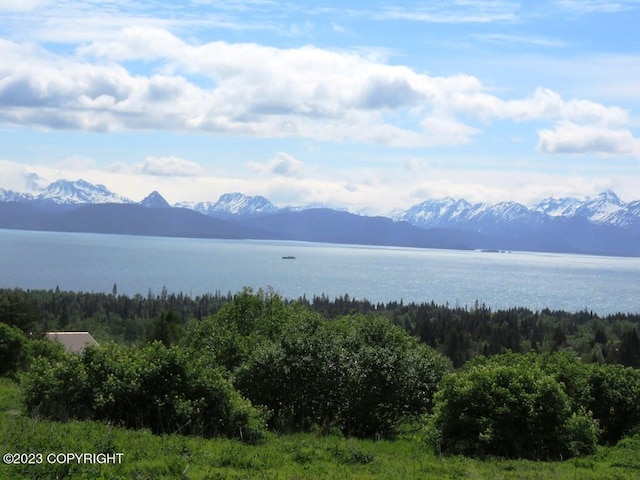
[0,322,29,377]
[147,310,183,346]
[22,342,267,442]
[427,353,598,459]
[587,363,640,443]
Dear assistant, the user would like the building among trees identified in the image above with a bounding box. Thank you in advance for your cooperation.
[44,331,98,353]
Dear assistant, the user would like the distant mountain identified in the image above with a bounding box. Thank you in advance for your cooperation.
[0,179,133,208]
[1,178,639,256]
[392,191,640,256]
[392,197,475,228]
[236,208,470,249]
[533,195,582,218]
[0,202,263,239]
[176,192,279,218]
[0,188,35,203]
[38,179,134,205]
[140,191,171,209]
[532,190,625,224]
[608,200,640,229]
[394,198,548,234]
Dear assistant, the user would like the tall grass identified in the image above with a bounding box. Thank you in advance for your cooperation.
[2,379,639,479]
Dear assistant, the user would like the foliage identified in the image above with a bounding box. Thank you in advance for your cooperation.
[26,337,66,362]
[5,286,640,462]
[2,402,640,480]
[0,322,29,377]
[427,352,599,459]
[21,342,267,442]
[181,288,294,371]
[147,309,183,346]
[586,364,640,444]
[4,286,640,370]
[187,290,450,438]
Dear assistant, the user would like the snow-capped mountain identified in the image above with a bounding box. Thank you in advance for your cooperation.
[604,200,640,229]
[139,191,171,209]
[532,190,626,224]
[1,179,640,256]
[0,188,35,203]
[396,191,639,233]
[466,201,549,232]
[178,192,279,218]
[0,179,133,206]
[532,196,582,217]
[392,197,474,228]
[39,179,134,205]
[394,198,547,233]
[574,190,626,223]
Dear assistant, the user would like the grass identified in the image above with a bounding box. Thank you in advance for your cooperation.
[2,379,640,480]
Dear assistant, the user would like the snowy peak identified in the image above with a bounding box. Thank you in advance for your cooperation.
[39,179,133,205]
[0,187,35,203]
[396,197,473,227]
[533,196,582,217]
[576,190,625,223]
[211,192,279,218]
[473,201,540,223]
[533,190,627,223]
[139,191,171,209]
[396,197,548,230]
[174,193,278,218]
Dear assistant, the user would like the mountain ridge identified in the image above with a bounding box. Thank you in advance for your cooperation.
[1,179,639,257]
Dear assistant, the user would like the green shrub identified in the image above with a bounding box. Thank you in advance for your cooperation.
[428,353,598,459]
[22,342,267,442]
[565,410,599,457]
[235,312,450,437]
[27,337,66,362]
[0,322,29,377]
[586,364,640,444]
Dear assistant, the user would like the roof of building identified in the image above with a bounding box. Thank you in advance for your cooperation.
[44,331,99,353]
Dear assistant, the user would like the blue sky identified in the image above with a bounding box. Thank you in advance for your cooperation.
[0,0,639,213]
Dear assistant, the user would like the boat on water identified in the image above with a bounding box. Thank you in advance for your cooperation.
[281,256,296,260]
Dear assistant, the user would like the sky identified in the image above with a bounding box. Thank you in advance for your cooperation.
[0,0,639,213]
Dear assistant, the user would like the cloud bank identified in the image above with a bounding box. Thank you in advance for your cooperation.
[0,27,636,156]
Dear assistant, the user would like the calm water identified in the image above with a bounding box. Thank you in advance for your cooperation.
[1,229,639,315]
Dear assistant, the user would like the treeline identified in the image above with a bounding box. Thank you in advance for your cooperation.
[2,288,640,460]
[0,286,232,343]
[8,290,449,443]
[2,287,640,369]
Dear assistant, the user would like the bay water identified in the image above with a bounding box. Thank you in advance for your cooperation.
[1,229,639,315]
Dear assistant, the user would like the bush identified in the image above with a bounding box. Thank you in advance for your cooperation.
[587,364,640,444]
[22,342,267,442]
[235,313,450,437]
[0,322,29,377]
[428,353,598,459]
[27,337,66,362]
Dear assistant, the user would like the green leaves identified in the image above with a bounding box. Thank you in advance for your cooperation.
[22,341,267,442]
[428,353,598,459]
[0,322,29,377]
[233,310,450,438]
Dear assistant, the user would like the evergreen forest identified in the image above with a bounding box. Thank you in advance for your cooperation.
[1,286,640,478]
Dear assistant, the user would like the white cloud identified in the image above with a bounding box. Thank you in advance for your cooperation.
[379,2,520,23]
[56,155,97,171]
[473,33,569,48]
[0,0,49,11]
[246,152,305,178]
[555,0,634,14]
[0,27,635,151]
[139,156,203,176]
[537,122,640,155]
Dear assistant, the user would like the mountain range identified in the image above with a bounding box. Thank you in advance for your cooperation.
[1,179,639,257]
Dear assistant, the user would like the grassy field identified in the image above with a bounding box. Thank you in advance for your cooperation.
[1,378,639,480]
